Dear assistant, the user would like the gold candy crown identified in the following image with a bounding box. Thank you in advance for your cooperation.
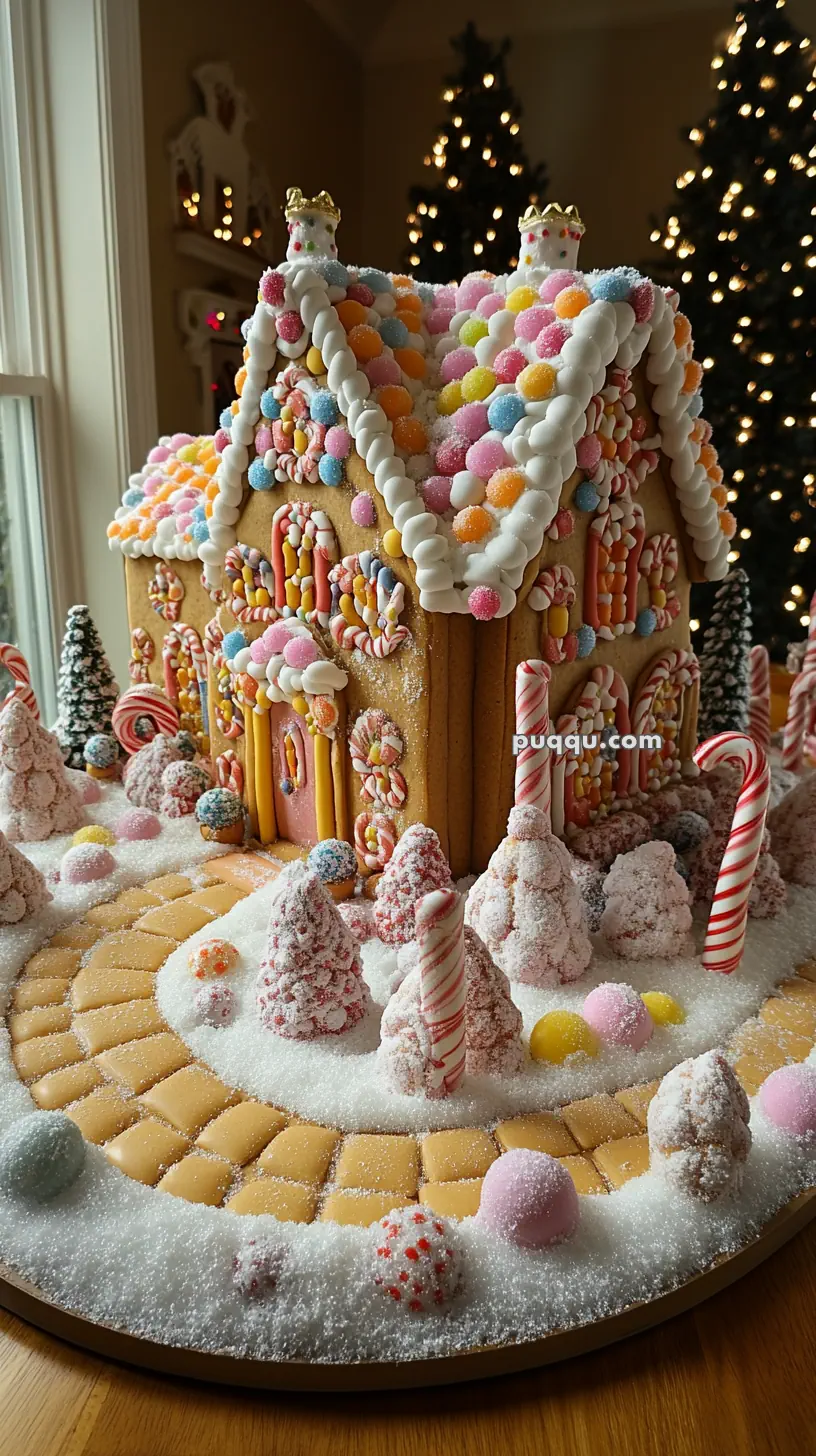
[519,202,585,234]
[285,187,341,223]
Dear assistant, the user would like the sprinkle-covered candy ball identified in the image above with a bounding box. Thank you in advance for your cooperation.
[232,1237,286,1299]
[759,1064,816,1143]
[373,1207,462,1313]
[195,788,244,845]
[307,838,357,901]
[0,1111,85,1201]
[529,1010,599,1064]
[194,982,237,1027]
[114,807,161,841]
[583,982,654,1050]
[60,843,116,884]
[478,1149,580,1249]
[83,732,120,780]
[72,824,116,848]
[188,938,240,980]
[640,991,685,1026]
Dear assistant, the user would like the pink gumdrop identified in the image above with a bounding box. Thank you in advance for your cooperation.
[249,635,275,665]
[456,276,493,310]
[477,1149,580,1249]
[169,433,194,451]
[276,310,303,343]
[366,355,402,388]
[469,586,501,620]
[350,491,376,527]
[261,270,285,306]
[536,322,571,358]
[147,445,171,465]
[435,285,457,310]
[421,475,453,513]
[176,513,193,533]
[440,346,477,383]
[435,437,468,476]
[60,844,116,884]
[213,428,230,453]
[583,983,654,1050]
[259,622,295,655]
[347,282,374,307]
[115,807,161,841]
[78,776,102,804]
[539,270,578,303]
[576,434,603,470]
[427,308,455,336]
[325,425,352,459]
[631,279,655,324]
[477,293,505,320]
[493,347,527,384]
[452,403,490,442]
[466,437,507,479]
[153,502,173,520]
[283,636,318,669]
[514,305,553,341]
[759,1065,816,1140]
[255,426,273,455]
[142,475,163,497]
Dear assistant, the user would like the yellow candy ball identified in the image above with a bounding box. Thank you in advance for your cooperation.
[641,991,686,1026]
[306,345,325,375]
[506,285,539,314]
[383,528,403,558]
[175,442,199,465]
[517,362,557,400]
[461,366,496,402]
[459,317,489,347]
[437,381,464,416]
[72,825,116,848]
[529,1010,600,1064]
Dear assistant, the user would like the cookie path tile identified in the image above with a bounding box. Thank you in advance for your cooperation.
[71,968,155,1013]
[96,1033,192,1095]
[22,948,81,980]
[86,931,177,973]
[495,1112,579,1158]
[257,1125,340,1184]
[320,1190,414,1226]
[334,1134,420,1196]
[65,1089,140,1145]
[138,1065,239,1137]
[11,978,70,1011]
[561,1094,640,1150]
[421,1129,499,1183]
[558,1155,609,1195]
[8,1005,72,1042]
[591,1134,651,1189]
[195,1102,287,1165]
[105,1120,191,1185]
[12,1031,83,1080]
[73,999,167,1055]
[133,901,216,941]
[157,1153,233,1206]
[29,1061,103,1110]
[419,1179,483,1219]
[226,1178,316,1221]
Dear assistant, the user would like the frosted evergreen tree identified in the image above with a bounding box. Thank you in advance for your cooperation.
[54,606,119,768]
[697,568,752,740]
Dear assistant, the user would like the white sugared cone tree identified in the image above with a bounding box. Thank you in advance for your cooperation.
[0,829,51,923]
[54,606,119,768]
[466,804,592,988]
[256,862,370,1039]
[601,840,693,960]
[696,568,752,740]
[648,1049,751,1202]
[374,824,454,947]
[0,698,84,842]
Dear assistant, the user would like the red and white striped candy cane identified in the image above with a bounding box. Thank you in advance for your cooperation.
[782,667,816,772]
[693,732,770,974]
[747,644,771,751]
[802,588,816,675]
[417,887,466,1098]
[215,749,244,796]
[514,659,552,824]
[112,685,180,754]
[0,643,39,720]
[354,810,396,872]
[128,628,155,684]
[330,616,411,658]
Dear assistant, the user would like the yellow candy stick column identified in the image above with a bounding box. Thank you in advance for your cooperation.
[313,732,335,842]
[252,691,277,844]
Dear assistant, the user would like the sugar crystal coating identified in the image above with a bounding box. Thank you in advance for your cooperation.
[648,1049,751,1202]
[372,1207,462,1313]
[0,1111,85,1201]
[478,1148,580,1249]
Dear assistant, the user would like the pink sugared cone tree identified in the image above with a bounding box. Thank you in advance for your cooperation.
[123,732,196,812]
[379,924,524,1096]
[0,828,51,923]
[0,699,84,842]
[768,774,816,886]
[600,840,693,960]
[688,775,786,918]
[256,862,370,1039]
[648,1049,751,1202]
[466,804,592,988]
[374,824,454,947]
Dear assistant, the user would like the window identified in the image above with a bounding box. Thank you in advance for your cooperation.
[0,390,56,719]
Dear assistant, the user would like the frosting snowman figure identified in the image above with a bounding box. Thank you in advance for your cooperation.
[285,187,341,263]
[516,202,585,281]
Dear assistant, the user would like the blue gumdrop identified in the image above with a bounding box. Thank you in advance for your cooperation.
[318,454,344,487]
[122,488,144,508]
[576,624,596,658]
[260,388,281,420]
[321,260,351,289]
[190,522,210,543]
[191,504,207,521]
[636,607,657,637]
[687,393,704,417]
[574,481,600,512]
[311,390,339,426]
[358,269,392,295]
[487,394,527,433]
[415,282,435,305]
[219,408,234,431]
[591,270,635,303]
[248,458,275,490]
[307,838,357,885]
[377,316,409,349]
[378,567,397,593]
[223,629,247,659]
[0,1112,85,1202]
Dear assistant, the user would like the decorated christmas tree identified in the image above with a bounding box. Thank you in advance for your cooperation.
[402,22,548,283]
[0,698,84,842]
[54,606,119,768]
[649,0,816,655]
[697,568,752,738]
[374,824,454,947]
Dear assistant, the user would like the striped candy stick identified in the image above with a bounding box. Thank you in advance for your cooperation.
[514,659,552,824]
[803,588,816,674]
[781,667,816,772]
[747,644,771,751]
[693,732,770,974]
[0,643,40,720]
[417,887,466,1099]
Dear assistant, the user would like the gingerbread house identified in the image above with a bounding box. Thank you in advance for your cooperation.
[108,192,733,876]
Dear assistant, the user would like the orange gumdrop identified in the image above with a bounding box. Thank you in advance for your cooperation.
[107,522,120,539]
[683,360,703,394]
[452,505,493,543]
[394,347,426,380]
[336,299,369,331]
[486,468,526,508]
[348,325,383,362]
[708,464,724,485]
[711,485,728,507]
[600,436,617,460]
[235,367,247,395]
[397,291,422,315]
[554,287,591,319]
[391,274,414,289]
[393,415,428,453]
[719,509,737,538]
[378,385,413,421]
[175,466,193,485]
[394,309,422,334]
[674,313,692,348]
[699,442,716,470]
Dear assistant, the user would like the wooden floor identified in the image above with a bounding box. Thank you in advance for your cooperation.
[0,1221,812,1456]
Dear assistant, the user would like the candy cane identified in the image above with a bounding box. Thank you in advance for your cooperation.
[0,643,39,720]
[748,644,771,751]
[330,617,412,658]
[224,547,277,623]
[514,660,552,824]
[802,588,816,674]
[128,628,154,684]
[782,668,816,772]
[693,732,770,974]
[216,749,244,795]
[417,888,466,1098]
[112,685,180,754]
[354,810,396,872]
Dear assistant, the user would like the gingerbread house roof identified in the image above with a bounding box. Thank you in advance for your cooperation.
[107,433,223,561]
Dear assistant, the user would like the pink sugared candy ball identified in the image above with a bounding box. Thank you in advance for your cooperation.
[259,622,294,655]
[194,982,236,1027]
[260,270,285,306]
[440,347,476,383]
[188,937,239,980]
[365,355,401,388]
[213,428,230,453]
[514,305,552,341]
[435,438,468,476]
[78,776,102,804]
[421,475,453,514]
[283,636,318,669]
[427,308,454,335]
[350,491,376,527]
[477,1149,580,1249]
[452,403,489,442]
[60,844,116,884]
[536,322,571,359]
[147,445,170,465]
[759,1064,816,1142]
[493,347,527,383]
[476,293,505,319]
[468,586,501,621]
[276,310,303,343]
[576,433,603,471]
[539,270,577,303]
[457,275,493,310]
[324,426,351,460]
[583,982,654,1050]
[466,437,507,479]
[114,807,161,841]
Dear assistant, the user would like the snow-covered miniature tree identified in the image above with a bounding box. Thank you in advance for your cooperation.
[256,862,370,1039]
[123,731,196,812]
[0,828,51,923]
[159,761,210,817]
[54,606,119,768]
[688,776,786,918]
[600,840,693,961]
[0,699,84,842]
[374,824,453,947]
[648,1050,751,1202]
[769,774,816,886]
[697,568,752,740]
[466,804,592,988]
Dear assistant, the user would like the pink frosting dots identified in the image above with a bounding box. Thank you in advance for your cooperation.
[465,437,507,479]
[539,269,578,303]
[477,1149,580,1250]
[452,403,490,442]
[583,982,654,1050]
[759,1064,816,1141]
[440,347,477,383]
[514,305,553,341]
[493,347,527,384]
[536,321,572,359]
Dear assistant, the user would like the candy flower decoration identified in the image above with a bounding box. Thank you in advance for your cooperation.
[147,564,185,621]
[353,809,396,873]
[528,566,578,664]
[329,553,411,659]
[128,628,154,683]
[349,709,407,809]
[227,619,348,741]
[693,732,771,973]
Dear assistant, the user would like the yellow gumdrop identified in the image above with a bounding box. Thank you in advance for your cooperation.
[529,1010,599,1064]
[506,284,538,314]
[459,316,489,346]
[461,366,496,402]
[437,381,464,415]
[641,991,685,1026]
[293,428,308,455]
[72,825,116,848]
[517,362,556,400]
[307,345,324,375]
[383,528,403,558]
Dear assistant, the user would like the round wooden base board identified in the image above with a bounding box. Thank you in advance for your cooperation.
[1,1188,814,1391]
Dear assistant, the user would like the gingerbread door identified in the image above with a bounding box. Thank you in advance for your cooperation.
[270,702,317,847]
